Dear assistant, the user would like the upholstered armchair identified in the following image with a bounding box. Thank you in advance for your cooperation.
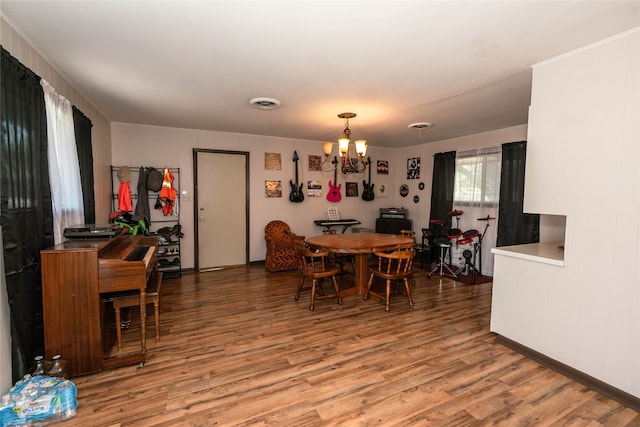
[264,220,305,272]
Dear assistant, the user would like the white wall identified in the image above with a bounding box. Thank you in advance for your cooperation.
[492,29,640,397]
[111,123,530,270]
[111,123,406,269]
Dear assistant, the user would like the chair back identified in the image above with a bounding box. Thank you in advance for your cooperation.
[265,220,305,272]
[296,242,334,275]
[265,220,291,240]
[373,246,415,277]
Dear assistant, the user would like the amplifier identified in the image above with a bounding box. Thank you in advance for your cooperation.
[379,208,408,219]
[375,218,412,235]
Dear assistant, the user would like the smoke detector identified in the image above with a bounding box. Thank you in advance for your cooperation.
[249,97,281,110]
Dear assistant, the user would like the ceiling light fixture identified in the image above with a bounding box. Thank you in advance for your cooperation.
[322,113,368,174]
[408,122,433,139]
[249,97,281,110]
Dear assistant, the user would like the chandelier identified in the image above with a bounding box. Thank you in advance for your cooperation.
[322,112,368,174]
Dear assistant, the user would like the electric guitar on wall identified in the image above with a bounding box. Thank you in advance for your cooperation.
[362,157,375,201]
[289,151,304,203]
[326,157,341,202]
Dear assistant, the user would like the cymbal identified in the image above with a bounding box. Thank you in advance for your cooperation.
[429,219,445,224]
[477,215,496,221]
[448,209,463,216]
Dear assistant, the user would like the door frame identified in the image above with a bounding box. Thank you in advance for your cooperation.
[193,148,250,271]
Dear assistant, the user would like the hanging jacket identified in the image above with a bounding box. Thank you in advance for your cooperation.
[133,166,151,226]
[117,181,133,212]
[159,168,177,216]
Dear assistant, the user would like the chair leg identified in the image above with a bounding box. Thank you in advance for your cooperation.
[115,306,123,353]
[295,276,304,301]
[404,278,414,306]
[332,275,343,305]
[363,273,374,300]
[385,279,392,312]
[310,279,317,311]
[153,300,160,343]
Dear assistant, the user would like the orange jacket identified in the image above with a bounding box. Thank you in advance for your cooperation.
[159,168,177,216]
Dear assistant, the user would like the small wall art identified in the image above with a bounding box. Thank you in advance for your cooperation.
[377,160,389,175]
[308,155,322,171]
[264,153,281,170]
[345,182,358,197]
[265,180,282,198]
[307,180,322,197]
[407,157,420,179]
[376,183,388,198]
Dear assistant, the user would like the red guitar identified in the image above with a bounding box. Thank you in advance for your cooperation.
[326,157,341,202]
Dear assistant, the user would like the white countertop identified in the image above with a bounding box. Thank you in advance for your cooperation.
[491,241,565,266]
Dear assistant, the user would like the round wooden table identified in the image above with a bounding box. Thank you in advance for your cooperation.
[306,233,414,296]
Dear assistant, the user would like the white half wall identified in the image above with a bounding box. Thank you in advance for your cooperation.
[491,28,640,398]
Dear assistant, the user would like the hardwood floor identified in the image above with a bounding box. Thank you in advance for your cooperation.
[67,265,639,426]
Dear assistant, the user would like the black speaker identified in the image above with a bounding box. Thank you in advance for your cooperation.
[375,218,412,234]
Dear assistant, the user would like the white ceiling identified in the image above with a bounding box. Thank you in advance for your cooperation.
[2,1,639,148]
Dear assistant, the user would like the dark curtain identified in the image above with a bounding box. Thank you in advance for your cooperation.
[497,141,539,246]
[73,106,95,224]
[429,151,456,234]
[1,47,54,382]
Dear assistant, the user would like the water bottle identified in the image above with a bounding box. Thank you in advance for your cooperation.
[46,355,69,379]
[30,355,48,376]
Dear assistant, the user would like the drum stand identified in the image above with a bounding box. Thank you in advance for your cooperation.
[467,218,493,284]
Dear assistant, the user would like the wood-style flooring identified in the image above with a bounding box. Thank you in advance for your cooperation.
[66,265,640,426]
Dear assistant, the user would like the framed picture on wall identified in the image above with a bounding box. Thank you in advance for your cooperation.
[377,160,389,175]
[345,182,358,197]
[307,180,322,197]
[265,180,282,198]
[264,153,281,170]
[308,155,322,171]
[407,157,420,179]
[376,183,388,198]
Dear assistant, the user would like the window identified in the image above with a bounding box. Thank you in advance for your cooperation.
[453,148,501,205]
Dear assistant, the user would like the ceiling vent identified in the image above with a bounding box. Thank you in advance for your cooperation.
[408,122,433,131]
[249,97,281,110]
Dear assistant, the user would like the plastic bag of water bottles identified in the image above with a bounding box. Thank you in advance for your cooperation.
[0,375,77,426]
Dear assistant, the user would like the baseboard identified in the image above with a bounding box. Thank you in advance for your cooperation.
[495,335,640,412]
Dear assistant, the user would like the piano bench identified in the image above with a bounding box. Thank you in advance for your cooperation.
[109,272,163,353]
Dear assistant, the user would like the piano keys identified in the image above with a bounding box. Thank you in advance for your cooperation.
[313,219,361,234]
[40,229,159,377]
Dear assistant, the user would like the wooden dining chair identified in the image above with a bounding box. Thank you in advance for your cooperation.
[294,240,343,311]
[322,229,355,277]
[364,244,415,312]
[398,230,417,286]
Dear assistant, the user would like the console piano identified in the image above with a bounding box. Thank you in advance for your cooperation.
[40,229,159,377]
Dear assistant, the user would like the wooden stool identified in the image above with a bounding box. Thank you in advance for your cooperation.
[110,272,163,352]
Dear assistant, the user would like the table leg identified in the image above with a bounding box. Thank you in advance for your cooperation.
[354,253,368,295]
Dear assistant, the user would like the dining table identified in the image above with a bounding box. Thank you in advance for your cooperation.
[305,232,415,297]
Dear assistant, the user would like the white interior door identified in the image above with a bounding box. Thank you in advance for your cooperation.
[196,151,248,270]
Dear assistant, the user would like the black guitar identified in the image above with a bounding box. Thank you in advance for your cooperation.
[362,157,375,201]
[289,151,304,203]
